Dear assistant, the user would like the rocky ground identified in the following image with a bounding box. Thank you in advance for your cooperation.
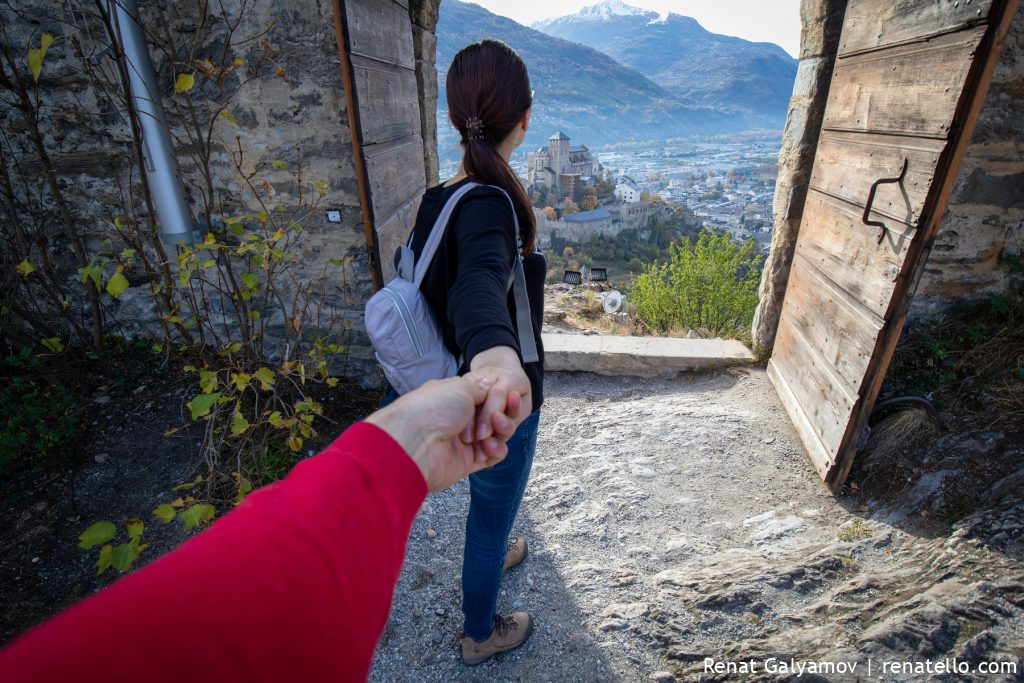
[371,369,1023,682]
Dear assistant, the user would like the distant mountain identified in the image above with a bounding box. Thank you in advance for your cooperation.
[436,0,747,166]
[533,0,797,125]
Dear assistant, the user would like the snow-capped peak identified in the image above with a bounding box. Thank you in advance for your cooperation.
[574,0,650,20]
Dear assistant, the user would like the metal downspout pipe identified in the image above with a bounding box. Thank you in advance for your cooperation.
[109,0,198,245]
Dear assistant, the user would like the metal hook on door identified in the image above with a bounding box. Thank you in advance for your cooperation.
[862,158,909,244]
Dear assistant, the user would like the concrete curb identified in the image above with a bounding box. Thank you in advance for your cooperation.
[542,333,755,377]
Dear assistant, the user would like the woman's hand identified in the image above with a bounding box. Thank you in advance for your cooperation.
[467,346,532,444]
[365,375,509,491]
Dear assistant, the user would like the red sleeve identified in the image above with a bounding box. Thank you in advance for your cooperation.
[0,421,427,683]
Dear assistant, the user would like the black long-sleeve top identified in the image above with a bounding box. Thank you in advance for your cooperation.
[405,178,545,410]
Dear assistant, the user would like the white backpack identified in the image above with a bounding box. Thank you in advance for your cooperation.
[364,182,539,395]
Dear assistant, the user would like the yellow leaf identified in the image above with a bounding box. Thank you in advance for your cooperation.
[16,259,36,277]
[275,66,286,78]
[221,110,238,125]
[163,427,180,437]
[27,49,42,82]
[287,435,303,452]
[232,57,245,67]
[174,72,195,93]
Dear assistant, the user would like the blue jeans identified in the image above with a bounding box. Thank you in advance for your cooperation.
[462,409,540,640]
[379,386,540,640]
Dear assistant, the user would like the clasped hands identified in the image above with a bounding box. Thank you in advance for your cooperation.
[365,365,532,492]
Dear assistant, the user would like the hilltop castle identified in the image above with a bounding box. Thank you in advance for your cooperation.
[527,131,602,198]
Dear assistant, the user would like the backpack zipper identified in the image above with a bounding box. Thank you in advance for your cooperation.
[380,287,424,357]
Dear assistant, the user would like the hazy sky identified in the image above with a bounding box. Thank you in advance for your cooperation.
[464,0,801,57]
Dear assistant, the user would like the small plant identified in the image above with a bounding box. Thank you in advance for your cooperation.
[78,519,148,576]
[836,519,873,543]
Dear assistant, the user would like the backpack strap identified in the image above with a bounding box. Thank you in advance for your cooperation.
[402,180,539,365]
[406,181,481,286]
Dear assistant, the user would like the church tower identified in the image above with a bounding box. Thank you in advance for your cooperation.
[549,130,570,174]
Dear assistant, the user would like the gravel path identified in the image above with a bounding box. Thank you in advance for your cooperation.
[371,368,1023,682]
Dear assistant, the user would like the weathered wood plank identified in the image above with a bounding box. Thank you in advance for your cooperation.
[350,54,420,146]
[767,359,833,480]
[838,0,995,57]
[363,135,426,223]
[796,190,916,320]
[343,0,414,68]
[769,319,859,476]
[374,194,423,283]
[810,131,947,226]
[824,27,986,138]
[825,0,1023,492]
[778,254,885,396]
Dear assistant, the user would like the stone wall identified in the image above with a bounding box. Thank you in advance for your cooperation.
[750,0,847,353]
[410,0,442,187]
[1,0,381,384]
[912,5,1024,317]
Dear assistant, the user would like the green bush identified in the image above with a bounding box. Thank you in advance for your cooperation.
[0,349,80,475]
[631,230,762,338]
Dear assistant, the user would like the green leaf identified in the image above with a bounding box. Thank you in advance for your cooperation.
[79,521,116,549]
[40,337,64,353]
[268,411,283,427]
[241,272,259,289]
[199,369,218,394]
[253,367,275,391]
[109,543,135,572]
[125,518,144,541]
[26,34,55,83]
[327,258,348,267]
[233,473,253,505]
[179,504,215,532]
[188,392,221,420]
[96,544,113,575]
[16,259,36,276]
[153,504,176,523]
[174,72,195,93]
[106,268,129,298]
[221,110,238,125]
[120,248,136,259]
[270,159,287,170]
[230,410,249,435]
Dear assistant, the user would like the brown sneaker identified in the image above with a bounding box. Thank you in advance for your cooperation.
[460,612,534,665]
[502,537,528,572]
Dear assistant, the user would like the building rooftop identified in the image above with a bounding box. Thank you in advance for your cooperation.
[564,208,612,223]
[550,130,570,141]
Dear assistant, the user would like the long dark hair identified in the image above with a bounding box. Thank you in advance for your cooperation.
[446,40,536,255]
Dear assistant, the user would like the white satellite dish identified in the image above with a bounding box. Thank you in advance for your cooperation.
[603,290,624,314]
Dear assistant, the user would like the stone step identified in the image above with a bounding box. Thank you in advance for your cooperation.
[542,332,755,377]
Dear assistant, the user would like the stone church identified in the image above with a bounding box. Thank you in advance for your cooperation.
[527,131,602,198]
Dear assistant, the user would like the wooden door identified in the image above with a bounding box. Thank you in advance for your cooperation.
[334,0,426,287]
[769,0,1020,491]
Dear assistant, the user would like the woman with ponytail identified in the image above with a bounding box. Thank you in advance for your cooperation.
[391,39,544,665]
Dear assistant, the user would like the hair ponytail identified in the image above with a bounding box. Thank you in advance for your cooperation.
[446,40,536,255]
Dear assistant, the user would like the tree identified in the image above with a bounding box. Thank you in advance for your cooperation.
[580,195,598,211]
[542,206,557,221]
[562,246,575,259]
[562,199,578,215]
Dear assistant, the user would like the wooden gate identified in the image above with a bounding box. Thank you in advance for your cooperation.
[333,0,426,287]
[769,0,1020,491]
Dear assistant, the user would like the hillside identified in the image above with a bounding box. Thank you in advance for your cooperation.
[436,0,744,164]
[533,0,797,126]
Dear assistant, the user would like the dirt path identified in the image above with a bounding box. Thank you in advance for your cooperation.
[371,369,1023,682]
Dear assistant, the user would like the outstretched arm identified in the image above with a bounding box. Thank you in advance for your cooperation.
[0,374,521,683]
